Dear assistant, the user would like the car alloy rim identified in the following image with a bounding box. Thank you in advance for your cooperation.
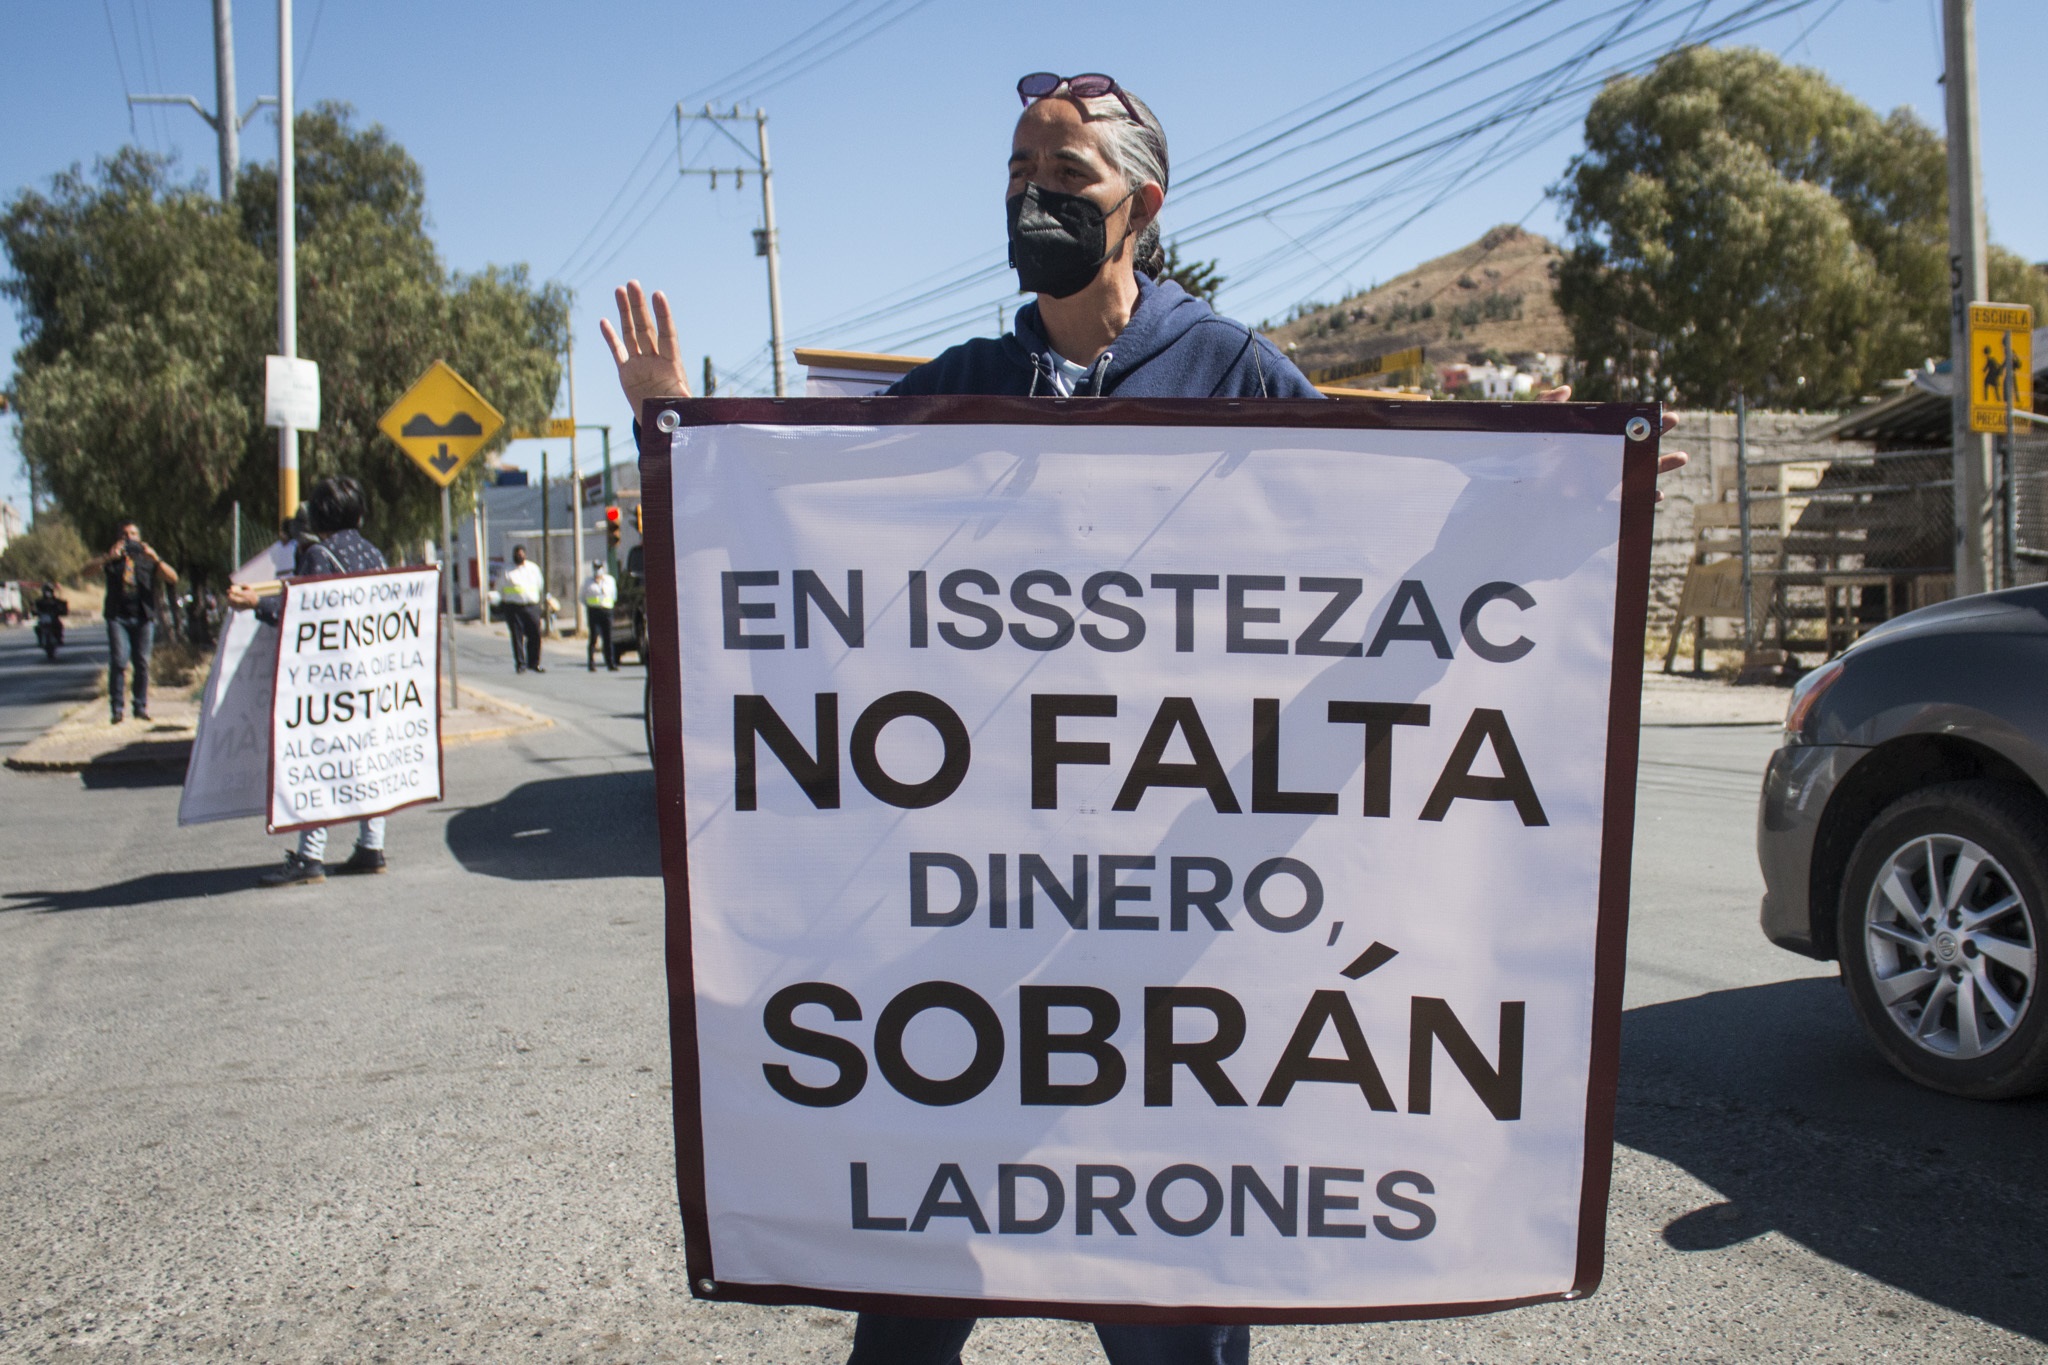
[1864,834,2037,1060]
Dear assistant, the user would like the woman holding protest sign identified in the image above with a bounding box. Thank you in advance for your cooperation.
[227,475,393,888]
[604,70,1685,1365]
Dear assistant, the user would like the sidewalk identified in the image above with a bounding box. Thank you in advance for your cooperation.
[5,677,553,773]
[1638,665,1791,726]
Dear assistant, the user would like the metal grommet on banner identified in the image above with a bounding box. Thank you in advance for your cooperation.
[655,408,682,434]
[695,1278,716,1295]
[1624,416,1652,442]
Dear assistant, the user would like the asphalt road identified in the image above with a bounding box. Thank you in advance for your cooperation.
[1,619,2043,1362]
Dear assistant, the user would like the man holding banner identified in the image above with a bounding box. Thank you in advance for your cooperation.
[606,72,1685,1365]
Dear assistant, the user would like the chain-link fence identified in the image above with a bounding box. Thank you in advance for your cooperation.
[1651,412,1995,670]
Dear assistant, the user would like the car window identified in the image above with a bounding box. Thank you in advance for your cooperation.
[625,545,643,580]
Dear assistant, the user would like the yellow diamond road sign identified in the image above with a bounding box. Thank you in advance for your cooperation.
[1967,303,2033,434]
[377,360,504,486]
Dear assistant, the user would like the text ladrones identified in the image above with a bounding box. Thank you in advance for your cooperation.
[648,401,1655,1322]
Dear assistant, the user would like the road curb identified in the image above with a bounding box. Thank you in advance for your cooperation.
[6,682,554,772]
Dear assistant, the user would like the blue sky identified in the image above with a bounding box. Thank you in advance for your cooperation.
[5,0,2045,521]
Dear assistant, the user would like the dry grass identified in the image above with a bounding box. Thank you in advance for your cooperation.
[86,635,212,696]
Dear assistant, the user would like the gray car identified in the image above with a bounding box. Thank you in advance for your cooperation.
[1758,584,2048,1098]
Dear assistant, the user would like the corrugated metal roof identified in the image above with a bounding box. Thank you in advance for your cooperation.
[1811,326,2048,445]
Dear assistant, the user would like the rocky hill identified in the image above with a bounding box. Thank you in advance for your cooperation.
[1264,225,1573,385]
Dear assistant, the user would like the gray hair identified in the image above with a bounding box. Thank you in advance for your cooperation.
[1072,87,1170,279]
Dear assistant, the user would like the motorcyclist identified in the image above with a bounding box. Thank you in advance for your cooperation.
[33,582,67,659]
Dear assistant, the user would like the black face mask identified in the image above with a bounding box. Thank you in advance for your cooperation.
[1006,182,1134,299]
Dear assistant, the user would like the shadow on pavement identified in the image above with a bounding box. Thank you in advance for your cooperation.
[77,753,190,787]
[445,770,659,880]
[1621,977,2048,1342]
[3,865,271,913]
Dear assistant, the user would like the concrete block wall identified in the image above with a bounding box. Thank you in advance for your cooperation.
[1648,410,1873,645]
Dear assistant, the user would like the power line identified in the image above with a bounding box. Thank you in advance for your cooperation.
[796,0,1704,348]
[298,0,330,87]
[123,0,164,150]
[560,124,717,290]
[1780,0,1847,52]
[1176,0,1581,194]
[551,113,675,283]
[714,0,942,104]
[1178,0,1809,248]
[576,176,689,291]
[100,0,139,138]
[555,0,935,294]
[677,0,880,106]
[791,0,1822,360]
[1223,0,1662,294]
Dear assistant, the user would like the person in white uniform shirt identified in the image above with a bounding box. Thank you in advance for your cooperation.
[582,559,618,671]
[500,545,546,673]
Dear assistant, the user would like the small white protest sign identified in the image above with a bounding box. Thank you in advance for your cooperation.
[268,566,443,833]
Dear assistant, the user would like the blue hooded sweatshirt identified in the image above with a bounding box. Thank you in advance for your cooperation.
[887,274,1323,400]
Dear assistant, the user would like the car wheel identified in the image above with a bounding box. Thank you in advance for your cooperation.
[1837,780,2048,1098]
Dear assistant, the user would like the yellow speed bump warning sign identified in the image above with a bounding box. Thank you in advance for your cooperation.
[1968,303,2033,433]
[377,360,505,485]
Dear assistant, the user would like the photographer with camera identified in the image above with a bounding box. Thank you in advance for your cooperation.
[91,518,177,724]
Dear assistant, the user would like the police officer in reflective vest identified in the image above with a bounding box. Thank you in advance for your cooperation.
[582,559,618,671]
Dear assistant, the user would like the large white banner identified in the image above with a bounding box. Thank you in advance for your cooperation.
[267,566,443,833]
[179,540,300,826]
[650,399,1655,1322]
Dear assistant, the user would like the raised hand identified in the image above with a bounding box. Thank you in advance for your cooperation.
[1540,384,1689,494]
[599,280,692,420]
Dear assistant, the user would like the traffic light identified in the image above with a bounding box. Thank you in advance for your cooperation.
[634,503,643,535]
[605,504,622,549]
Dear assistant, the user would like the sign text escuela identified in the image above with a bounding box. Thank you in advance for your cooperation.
[268,566,444,832]
[645,397,1657,1323]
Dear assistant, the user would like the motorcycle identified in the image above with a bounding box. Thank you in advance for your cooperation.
[33,601,66,661]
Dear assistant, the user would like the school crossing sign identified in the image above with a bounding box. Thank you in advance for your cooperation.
[1967,303,2034,433]
[641,396,1659,1324]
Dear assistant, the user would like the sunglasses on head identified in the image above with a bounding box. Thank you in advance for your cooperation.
[1017,72,1142,126]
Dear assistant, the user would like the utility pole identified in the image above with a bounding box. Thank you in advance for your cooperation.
[756,111,788,398]
[567,328,584,631]
[276,0,298,522]
[703,356,717,397]
[676,104,788,396]
[127,0,274,199]
[1943,0,1991,597]
[213,0,238,195]
[1736,393,1753,652]
[540,446,551,636]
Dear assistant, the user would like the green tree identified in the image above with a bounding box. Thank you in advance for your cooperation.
[1156,240,1226,305]
[0,515,90,583]
[3,103,565,579]
[4,151,268,574]
[1554,46,2047,408]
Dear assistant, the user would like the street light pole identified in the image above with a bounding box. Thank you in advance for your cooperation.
[1943,0,1991,597]
[213,0,238,197]
[276,0,299,523]
[568,328,584,626]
